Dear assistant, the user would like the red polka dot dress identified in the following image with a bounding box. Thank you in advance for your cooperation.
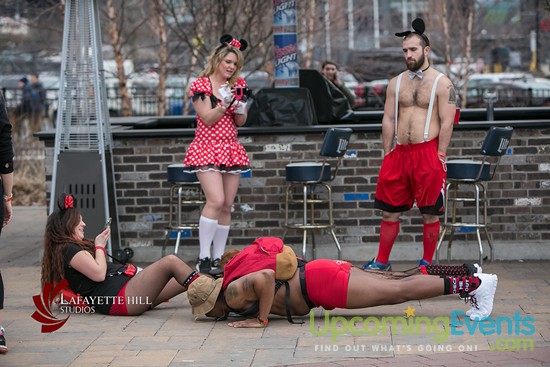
[183,77,251,174]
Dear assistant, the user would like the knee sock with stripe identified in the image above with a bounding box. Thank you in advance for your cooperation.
[443,276,481,295]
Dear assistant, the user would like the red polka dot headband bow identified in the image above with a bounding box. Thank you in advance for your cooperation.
[57,193,76,211]
[220,34,248,51]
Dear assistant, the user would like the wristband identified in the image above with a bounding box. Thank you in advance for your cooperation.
[3,193,13,202]
[257,316,268,327]
[95,246,107,255]
[437,152,446,157]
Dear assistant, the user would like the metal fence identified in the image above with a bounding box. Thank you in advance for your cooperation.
[2,86,193,124]
[354,83,550,110]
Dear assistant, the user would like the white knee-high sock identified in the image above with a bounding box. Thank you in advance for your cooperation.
[199,216,218,259]
[212,224,230,260]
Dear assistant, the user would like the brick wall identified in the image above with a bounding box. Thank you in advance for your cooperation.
[42,124,550,261]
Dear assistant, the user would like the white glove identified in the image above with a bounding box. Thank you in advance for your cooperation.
[234,100,246,115]
[218,84,234,105]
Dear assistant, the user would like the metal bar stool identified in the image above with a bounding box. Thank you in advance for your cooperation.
[283,128,352,260]
[162,164,205,256]
[436,126,513,265]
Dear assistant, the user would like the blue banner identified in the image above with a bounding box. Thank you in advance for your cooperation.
[273,0,298,88]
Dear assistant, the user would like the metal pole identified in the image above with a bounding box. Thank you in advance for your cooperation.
[324,0,331,60]
[373,0,380,49]
[534,0,540,72]
[347,0,354,50]
[402,0,408,30]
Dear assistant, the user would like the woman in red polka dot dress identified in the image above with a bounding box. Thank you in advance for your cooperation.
[183,35,251,274]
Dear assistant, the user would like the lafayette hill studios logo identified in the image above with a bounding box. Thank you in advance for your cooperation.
[31,279,71,333]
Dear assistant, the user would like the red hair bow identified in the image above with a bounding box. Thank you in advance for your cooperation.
[229,39,241,49]
[64,195,74,209]
[219,34,248,51]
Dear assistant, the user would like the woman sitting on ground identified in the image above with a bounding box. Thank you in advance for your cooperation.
[41,194,200,316]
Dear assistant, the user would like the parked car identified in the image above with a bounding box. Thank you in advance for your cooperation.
[339,71,359,91]
[353,79,389,109]
[460,73,550,107]
[508,77,550,106]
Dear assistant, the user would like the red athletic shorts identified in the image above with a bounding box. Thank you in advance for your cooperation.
[304,259,351,310]
[109,282,129,316]
[374,139,446,215]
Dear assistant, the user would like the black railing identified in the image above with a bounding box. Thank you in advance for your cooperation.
[4,84,550,121]
[353,84,550,110]
[1,87,194,122]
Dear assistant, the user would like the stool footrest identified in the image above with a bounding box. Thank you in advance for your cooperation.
[166,224,199,230]
[443,223,487,228]
[285,223,334,229]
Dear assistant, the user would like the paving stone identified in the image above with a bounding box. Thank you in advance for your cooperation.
[1,207,549,367]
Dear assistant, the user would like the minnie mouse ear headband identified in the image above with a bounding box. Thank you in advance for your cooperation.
[395,18,430,46]
[57,193,76,211]
[219,34,248,52]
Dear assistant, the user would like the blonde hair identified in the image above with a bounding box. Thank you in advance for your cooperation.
[200,44,244,86]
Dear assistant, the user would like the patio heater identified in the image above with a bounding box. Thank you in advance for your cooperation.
[49,0,120,254]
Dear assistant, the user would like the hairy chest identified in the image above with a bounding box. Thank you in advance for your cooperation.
[398,80,436,109]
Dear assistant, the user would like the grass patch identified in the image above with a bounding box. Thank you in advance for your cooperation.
[12,130,47,206]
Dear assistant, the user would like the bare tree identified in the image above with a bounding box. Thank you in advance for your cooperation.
[105,0,132,116]
[461,0,475,108]
[163,0,274,113]
[149,0,169,116]
[302,0,317,68]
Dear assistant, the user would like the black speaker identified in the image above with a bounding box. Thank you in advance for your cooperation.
[299,69,352,123]
[245,87,318,127]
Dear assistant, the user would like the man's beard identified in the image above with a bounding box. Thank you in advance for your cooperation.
[406,53,425,71]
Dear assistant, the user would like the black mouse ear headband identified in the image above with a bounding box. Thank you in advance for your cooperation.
[395,18,430,47]
[57,193,76,212]
[395,18,426,37]
[219,34,248,51]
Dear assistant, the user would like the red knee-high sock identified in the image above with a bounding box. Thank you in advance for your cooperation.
[422,221,440,264]
[375,220,400,264]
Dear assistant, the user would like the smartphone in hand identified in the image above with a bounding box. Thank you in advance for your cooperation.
[105,217,112,227]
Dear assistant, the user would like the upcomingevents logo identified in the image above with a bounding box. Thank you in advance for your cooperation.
[31,279,71,333]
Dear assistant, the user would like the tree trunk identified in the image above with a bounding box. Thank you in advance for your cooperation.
[441,1,452,78]
[106,0,132,117]
[152,0,167,116]
[461,0,475,108]
[303,0,316,68]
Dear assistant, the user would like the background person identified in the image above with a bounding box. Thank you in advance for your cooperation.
[183,34,250,274]
[0,90,14,354]
[29,73,47,132]
[364,18,456,271]
[16,77,33,118]
[320,60,355,106]
[41,194,203,316]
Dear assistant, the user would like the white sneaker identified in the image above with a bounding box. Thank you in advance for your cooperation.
[468,273,498,321]
[464,265,484,316]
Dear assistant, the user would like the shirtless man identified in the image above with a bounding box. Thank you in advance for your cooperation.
[187,259,497,328]
[363,18,457,271]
